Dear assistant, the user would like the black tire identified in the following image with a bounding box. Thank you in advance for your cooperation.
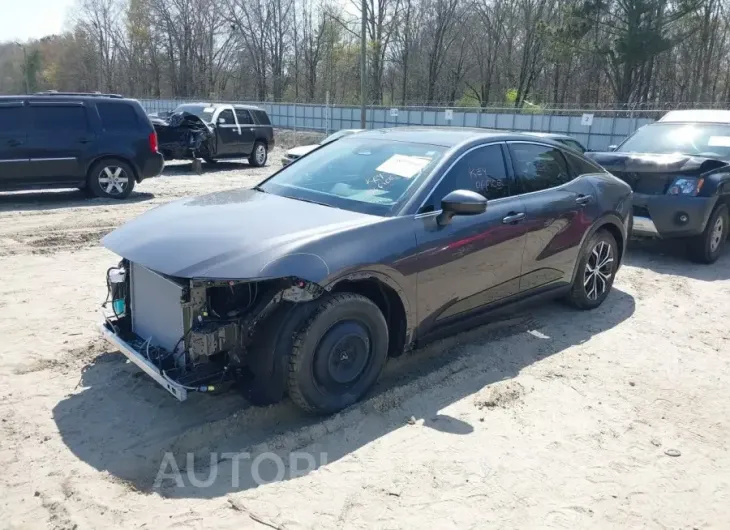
[86,159,135,199]
[565,228,618,310]
[689,204,729,264]
[249,141,268,167]
[288,293,389,415]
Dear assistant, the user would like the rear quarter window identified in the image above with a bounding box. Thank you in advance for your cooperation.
[253,110,271,125]
[97,102,140,130]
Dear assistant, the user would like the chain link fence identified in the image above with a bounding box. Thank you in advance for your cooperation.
[140,98,681,151]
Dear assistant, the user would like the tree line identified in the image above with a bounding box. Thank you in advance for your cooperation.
[1,0,729,109]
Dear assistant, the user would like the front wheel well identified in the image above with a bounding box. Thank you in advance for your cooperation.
[330,278,407,358]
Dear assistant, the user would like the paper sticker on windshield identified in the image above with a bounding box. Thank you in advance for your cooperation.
[708,136,730,147]
[376,155,431,178]
[203,107,215,112]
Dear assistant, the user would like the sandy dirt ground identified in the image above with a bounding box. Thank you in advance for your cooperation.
[1,140,729,529]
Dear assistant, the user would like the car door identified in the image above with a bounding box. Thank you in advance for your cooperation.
[234,108,256,155]
[0,100,30,188]
[414,143,528,331]
[26,101,94,183]
[214,108,241,156]
[507,141,601,294]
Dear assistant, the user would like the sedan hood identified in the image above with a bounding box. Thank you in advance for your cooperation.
[101,188,382,279]
[286,145,318,157]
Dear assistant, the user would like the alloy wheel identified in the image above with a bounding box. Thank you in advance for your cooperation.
[584,240,614,301]
[98,166,129,196]
[255,144,266,165]
[710,216,724,253]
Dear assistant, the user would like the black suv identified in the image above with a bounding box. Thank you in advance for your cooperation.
[0,92,164,199]
[156,103,275,167]
[587,109,730,263]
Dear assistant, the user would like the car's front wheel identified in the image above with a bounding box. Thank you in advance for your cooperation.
[86,159,135,199]
[689,204,728,264]
[249,141,268,167]
[287,293,389,415]
[565,229,618,310]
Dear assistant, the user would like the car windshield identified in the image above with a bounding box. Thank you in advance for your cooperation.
[260,137,446,216]
[320,130,355,145]
[618,123,730,159]
[173,104,215,123]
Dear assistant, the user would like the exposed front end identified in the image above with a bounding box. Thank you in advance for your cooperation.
[100,260,322,401]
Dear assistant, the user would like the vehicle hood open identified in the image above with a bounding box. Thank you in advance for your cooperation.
[101,188,382,280]
[586,151,729,193]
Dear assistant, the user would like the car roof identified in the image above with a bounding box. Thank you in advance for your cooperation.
[659,109,730,124]
[0,94,137,103]
[179,102,265,111]
[352,127,560,147]
[523,132,575,141]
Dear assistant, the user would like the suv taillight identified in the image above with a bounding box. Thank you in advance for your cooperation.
[149,131,158,153]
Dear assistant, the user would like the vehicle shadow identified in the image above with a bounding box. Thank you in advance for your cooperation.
[162,160,257,176]
[52,288,635,499]
[0,189,154,213]
[626,237,730,281]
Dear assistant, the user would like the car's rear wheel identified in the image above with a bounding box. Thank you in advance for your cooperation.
[689,204,728,264]
[565,229,618,310]
[86,159,135,199]
[287,293,389,415]
[249,141,268,167]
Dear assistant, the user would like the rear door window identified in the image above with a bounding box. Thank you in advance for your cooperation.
[564,151,602,177]
[508,142,572,193]
[97,102,139,130]
[234,109,253,125]
[30,105,88,133]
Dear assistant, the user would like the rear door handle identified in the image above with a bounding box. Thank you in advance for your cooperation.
[576,194,592,205]
[78,138,91,144]
[502,212,526,224]
[7,139,22,147]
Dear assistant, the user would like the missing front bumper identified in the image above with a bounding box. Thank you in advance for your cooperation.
[99,321,188,401]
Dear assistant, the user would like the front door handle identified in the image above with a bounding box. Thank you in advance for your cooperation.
[502,212,526,224]
[576,194,592,205]
[78,138,91,144]
[7,139,22,147]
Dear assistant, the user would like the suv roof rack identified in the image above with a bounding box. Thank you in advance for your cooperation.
[33,90,124,99]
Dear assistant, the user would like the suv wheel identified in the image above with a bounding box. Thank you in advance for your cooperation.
[287,293,389,415]
[565,229,618,310]
[689,204,728,264]
[249,142,267,167]
[87,160,135,199]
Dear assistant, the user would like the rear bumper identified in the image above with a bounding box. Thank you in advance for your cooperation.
[99,321,188,401]
[631,193,717,238]
[137,153,165,181]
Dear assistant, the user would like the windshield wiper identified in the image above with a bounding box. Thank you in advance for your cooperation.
[252,185,266,193]
[289,196,334,208]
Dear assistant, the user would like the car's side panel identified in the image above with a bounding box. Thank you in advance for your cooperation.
[25,101,96,183]
[0,100,30,188]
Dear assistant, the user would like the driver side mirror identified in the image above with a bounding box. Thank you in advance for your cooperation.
[608,144,617,151]
[437,189,487,226]
[218,117,227,124]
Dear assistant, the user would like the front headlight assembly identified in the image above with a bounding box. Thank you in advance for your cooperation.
[667,177,704,196]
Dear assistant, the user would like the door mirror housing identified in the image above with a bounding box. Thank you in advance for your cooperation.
[437,189,487,226]
[218,117,227,124]
[608,144,617,151]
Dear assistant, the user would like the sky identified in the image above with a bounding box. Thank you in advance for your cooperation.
[0,0,76,43]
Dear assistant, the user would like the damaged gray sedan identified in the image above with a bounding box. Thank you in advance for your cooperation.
[100,128,630,414]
